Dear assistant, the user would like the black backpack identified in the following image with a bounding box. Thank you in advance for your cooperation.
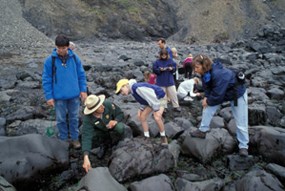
[230,68,246,106]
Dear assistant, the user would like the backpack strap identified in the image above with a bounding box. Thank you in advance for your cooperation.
[51,56,57,84]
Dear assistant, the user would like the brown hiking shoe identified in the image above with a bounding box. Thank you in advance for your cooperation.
[239,148,248,157]
[190,129,206,139]
[160,136,168,145]
[71,140,81,149]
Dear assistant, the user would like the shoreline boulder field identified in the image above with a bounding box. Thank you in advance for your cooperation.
[0,24,284,191]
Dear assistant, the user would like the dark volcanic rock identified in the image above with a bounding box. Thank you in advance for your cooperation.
[0,134,69,185]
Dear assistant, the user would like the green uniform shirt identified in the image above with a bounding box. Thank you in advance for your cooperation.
[81,100,124,155]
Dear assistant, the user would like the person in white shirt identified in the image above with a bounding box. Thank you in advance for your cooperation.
[177,77,201,101]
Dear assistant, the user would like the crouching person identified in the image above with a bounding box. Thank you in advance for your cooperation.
[82,94,125,173]
[177,77,201,101]
[190,55,249,157]
[115,79,168,145]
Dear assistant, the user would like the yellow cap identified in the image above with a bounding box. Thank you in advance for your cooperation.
[115,79,129,94]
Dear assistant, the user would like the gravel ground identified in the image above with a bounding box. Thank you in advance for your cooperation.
[0,0,53,54]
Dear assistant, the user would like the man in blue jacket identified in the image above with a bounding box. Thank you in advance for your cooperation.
[42,34,87,149]
[190,55,249,157]
[115,79,168,145]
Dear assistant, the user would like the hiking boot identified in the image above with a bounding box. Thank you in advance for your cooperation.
[239,148,248,157]
[71,140,81,149]
[190,129,206,139]
[96,144,107,159]
[160,136,168,145]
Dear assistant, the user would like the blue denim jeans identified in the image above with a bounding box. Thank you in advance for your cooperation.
[55,97,80,141]
[199,91,249,149]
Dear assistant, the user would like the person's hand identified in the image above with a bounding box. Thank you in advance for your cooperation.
[47,99,55,107]
[82,155,91,173]
[196,92,201,97]
[80,92,87,102]
[160,67,166,71]
[168,67,173,71]
[107,120,117,129]
[202,97,208,108]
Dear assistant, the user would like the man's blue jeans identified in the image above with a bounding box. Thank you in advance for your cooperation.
[55,97,80,141]
[199,91,249,149]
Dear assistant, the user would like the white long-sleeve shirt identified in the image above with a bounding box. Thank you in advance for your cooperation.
[177,79,198,98]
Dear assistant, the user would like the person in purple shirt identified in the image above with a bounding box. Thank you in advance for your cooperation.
[153,49,181,112]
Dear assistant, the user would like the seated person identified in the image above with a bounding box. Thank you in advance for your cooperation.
[82,94,125,173]
[177,77,201,101]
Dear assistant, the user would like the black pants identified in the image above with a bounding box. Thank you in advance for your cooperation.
[184,63,192,79]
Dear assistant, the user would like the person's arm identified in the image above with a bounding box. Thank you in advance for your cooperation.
[206,74,229,106]
[106,101,125,129]
[189,80,198,97]
[42,56,54,101]
[153,60,163,75]
[82,155,91,173]
[81,116,95,160]
[136,87,161,111]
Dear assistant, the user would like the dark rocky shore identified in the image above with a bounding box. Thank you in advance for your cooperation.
[0,0,285,190]
[0,24,285,191]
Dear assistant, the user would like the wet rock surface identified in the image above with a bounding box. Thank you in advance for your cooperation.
[0,24,285,190]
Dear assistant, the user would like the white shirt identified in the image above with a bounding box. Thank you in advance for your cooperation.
[177,79,198,98]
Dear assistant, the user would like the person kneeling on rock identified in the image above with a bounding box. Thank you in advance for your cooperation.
[177,77,202,101]
[190,55,249,157]
[82,94,125,173]
[115,78,168,145]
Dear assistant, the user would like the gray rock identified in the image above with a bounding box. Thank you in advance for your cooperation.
[267,87,284,100]
[76,167,127,191]
[266,163,285,185]
[266,106,283,126]
[248,104,266,125]
[236,168,284,191]
[182,128,236,163]
[209,116,225,129]
[219,107,232,122]
[0,117,6,136]
[6,119,56,136]
[175,177,224,191]
[5,106,35,123]
[109,137,175,182]
[0,134,69,183]
[250,126,285,166]
[227,155,255,171]
[129,174,174,191]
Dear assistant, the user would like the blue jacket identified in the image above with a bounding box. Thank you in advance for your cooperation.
[42,48,87,100]
[130,80,165,111]
[152,58,176,87]
[166,47,173,60]
[202,61,246,106]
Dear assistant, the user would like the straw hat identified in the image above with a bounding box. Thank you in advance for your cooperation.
[84,95,105,115]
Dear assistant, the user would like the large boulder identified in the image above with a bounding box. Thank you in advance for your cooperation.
[76,167,127,191]
[0,134,69,184]
[109,137,175,182]
[182,128,236,163]
[128,174,174,191]
[175,177,224,191]
[249,126,285,166]
[235,168,284,191]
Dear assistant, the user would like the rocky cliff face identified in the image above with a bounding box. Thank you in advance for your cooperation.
[17,0,285,43]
